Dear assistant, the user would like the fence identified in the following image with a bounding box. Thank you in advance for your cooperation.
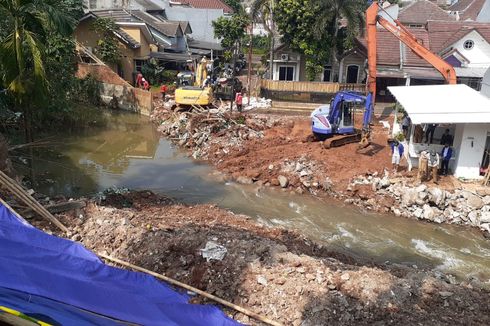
[260,80,365,93]
[260,80,365,103]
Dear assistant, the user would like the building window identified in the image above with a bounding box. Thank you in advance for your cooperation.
[323,66,332,82]
[134,59,146,73]
[463,40,474,50]
[278,66,295,81]
[346,65,359,83]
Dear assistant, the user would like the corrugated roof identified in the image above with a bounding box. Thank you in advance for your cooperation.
[172,0,234,14]
[388,84,490,124]
[399,0,455,25]
[134,0,163,11]
[84,11,141,48]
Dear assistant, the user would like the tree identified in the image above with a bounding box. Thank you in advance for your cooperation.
[223,0,242,13]
[251,0,275,80]
[0,0,76,141]
[90,18,122,65]
[310,0,366,81]
[274,0,332,80]
[212,14,249,60]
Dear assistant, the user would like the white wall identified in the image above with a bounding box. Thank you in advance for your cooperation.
[482,67,490,97]
[454,123,489,179]
[450,30,490,68]
[272,61,300,81]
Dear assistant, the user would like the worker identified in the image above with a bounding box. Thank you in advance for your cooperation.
[401,114,411,138]
[136,72,143,87]
[202,76,211,88]
[440,129,453,145]
[414,125,424,143]
[390,140,404,173]
[160,84,168,100]
[428,149,440,183]
[235,91,243,112]
[440,143,453,176]
[142,78,150,91]
[418,151,429,182]
[425,123,437,144]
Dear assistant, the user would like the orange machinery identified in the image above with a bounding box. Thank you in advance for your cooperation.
[366,1,457,102]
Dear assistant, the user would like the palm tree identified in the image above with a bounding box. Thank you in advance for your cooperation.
[311,0,365,82]
[0,0,75,141]
[251,0,275,80]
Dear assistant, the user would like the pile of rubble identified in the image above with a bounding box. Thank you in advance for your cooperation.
[46,192,490,326]
[348,174,490,234]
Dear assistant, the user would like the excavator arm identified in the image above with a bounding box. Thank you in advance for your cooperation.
[366,1,457,100]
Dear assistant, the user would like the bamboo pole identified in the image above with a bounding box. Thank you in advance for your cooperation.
[0,170,69,233]
[98,253,283,326]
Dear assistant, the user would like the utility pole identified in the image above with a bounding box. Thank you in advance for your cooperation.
[269,0,274,80]
[247,21,253,105]
[230,41,238,113]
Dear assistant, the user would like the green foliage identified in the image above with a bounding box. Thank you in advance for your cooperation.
[274,0,332,76]
[162,70,178,83]
[213,14,249,60]
[222,0,242,13]
[141,59,165,85]
[305,62,324,81]
[90,18,121,64]
[75,75,102,106]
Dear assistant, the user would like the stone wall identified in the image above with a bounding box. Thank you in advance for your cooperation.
[350,174,490,234]
[77,63,153,116]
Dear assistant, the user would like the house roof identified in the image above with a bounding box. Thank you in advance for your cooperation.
[171,0,234,14]
[130,10,184,37]
[449,0,486,21]
[388,84,490,124]
[398,0,455,25]
[133,0,163,11]
[427,20,490,52]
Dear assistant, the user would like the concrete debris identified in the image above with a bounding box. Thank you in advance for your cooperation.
[200,241,228,262]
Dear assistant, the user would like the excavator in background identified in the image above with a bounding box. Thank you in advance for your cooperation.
[175,57,214,106]
[366,0,457,102]
[311,0,457,149]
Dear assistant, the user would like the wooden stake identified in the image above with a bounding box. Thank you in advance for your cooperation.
[0,170,69,233]
[98,253,283,326]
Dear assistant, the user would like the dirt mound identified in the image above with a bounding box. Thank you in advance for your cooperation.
[42,193,490,326]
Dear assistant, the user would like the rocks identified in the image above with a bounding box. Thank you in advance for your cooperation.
[463,192,484,210]
[257,275,268,286]
[236,176,253,185]
[402,189,419,207]
[428,188,445,207]
[278,175,289,188]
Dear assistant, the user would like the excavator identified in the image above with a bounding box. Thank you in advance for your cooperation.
[311,0,457,149]
[174,57,214,106]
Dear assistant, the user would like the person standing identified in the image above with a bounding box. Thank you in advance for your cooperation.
[428,150,440,183]
[401,114,411,138]
[418,151,429,182]
[143,78,150,91]
[160,84,167,100]
[235,91,243,112]
[390,140,404,173]
[440,129,453,145]
[440,144,453,176]
[425,123,437,143]
[136,72,143,88]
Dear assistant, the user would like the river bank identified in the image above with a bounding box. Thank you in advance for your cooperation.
[151,104,490,235]
[34,190,489,325]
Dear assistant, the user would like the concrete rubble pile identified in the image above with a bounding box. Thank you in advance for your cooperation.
[349,174,490,234]
[152,106,267,160]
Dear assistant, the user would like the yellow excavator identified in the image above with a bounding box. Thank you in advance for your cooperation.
[175,57,213,106]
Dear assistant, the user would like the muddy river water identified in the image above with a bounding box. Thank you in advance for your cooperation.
[28,112,490,283]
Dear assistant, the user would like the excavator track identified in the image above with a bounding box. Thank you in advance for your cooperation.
[322,133,362,149]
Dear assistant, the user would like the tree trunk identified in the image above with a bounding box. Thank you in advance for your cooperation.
[269,1,274,80]
[332,15,340,82]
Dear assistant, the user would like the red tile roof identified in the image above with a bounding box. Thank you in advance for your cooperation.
[356,20,490,68]
[398,0,455,25]
[449,0,486,20]
[173,0,234,14]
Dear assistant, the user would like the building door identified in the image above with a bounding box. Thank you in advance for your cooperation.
[323,66,332,82]
[346,65,359,83]
[279,66,295,81]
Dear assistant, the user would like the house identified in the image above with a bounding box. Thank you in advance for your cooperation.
[448,0,488,21]
[76,11,156,84]
[270,44,306,81]
[482,67,490,95]
[389,84,490,179]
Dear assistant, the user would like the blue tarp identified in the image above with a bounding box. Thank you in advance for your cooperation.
[0,202,240,325]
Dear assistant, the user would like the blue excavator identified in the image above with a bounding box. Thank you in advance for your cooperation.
[310,91,374,149]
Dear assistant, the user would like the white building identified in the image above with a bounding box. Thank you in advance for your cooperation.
[482,67,490,96]
[389,84,490,179]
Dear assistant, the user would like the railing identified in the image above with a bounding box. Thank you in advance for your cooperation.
[260,79,365,93]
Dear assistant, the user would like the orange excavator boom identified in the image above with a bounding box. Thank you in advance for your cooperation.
[366,1,457,101]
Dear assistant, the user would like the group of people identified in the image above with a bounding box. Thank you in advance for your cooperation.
[135,72,150,91]
[391,140,454,183]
